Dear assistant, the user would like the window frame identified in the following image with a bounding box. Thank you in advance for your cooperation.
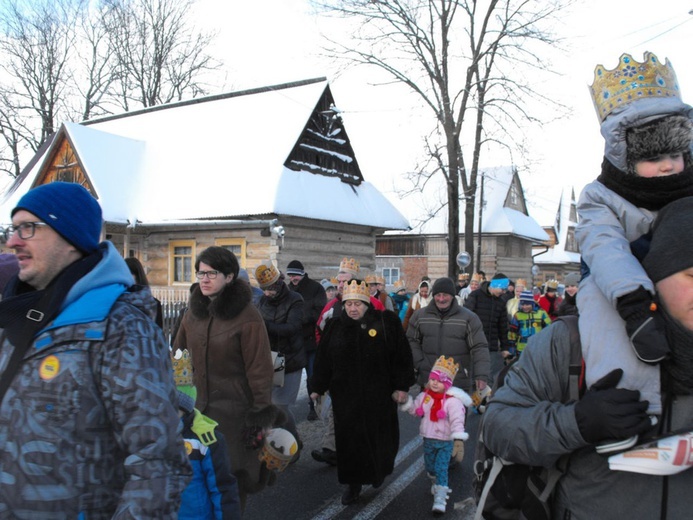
[169,240,195,285]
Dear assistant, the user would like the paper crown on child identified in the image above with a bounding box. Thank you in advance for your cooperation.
[339,257,360,276]
[515,278,527,288]
[393,279,406,291]
[430,356,459,386]
[342,280,370,303]
[364,274,378,285]
[590,51,682,123]
[255,261,280,289]
[545,279,559,290]
[172,350,196,413]
[258,428,298,472]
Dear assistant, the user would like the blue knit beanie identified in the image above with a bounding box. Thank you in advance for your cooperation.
[12,182,102,253]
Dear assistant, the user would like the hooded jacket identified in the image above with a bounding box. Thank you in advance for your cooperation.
[463,281,511,351]
[174,278,277,495]
[0,242,191,518]
[258,282,306,373]
[407,298,490,392]
[485,320,693,520]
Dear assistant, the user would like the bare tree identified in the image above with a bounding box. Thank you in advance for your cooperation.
[0,0,82,157]
[0,0,219,179]
[103,0,219,109]
[314,0,569,276]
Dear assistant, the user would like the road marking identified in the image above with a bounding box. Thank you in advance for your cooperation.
[311,436,423,520]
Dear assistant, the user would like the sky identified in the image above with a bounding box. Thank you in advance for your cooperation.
[191,1,692,228]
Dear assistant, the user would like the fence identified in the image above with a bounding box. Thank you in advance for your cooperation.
[152,287,190,345]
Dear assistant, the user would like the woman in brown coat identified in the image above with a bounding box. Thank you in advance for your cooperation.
[174,247,278,509]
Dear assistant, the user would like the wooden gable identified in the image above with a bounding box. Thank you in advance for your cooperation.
[33,133,97,197]
[284,86,364,185]
[503,170,528,214]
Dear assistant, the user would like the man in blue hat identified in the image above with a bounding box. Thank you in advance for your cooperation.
[0,182,191,517]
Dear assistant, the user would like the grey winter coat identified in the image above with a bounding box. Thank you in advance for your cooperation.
[406,298,490,392]
[0,242,191,518]
[576,180,661,413]
[485,320,693,520]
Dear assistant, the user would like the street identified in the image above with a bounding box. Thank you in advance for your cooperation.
[243,378,480,519]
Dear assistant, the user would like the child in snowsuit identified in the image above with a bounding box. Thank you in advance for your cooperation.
[508,290,552,360]
[173,350,242,520]
[401,356,472,514]
[577,51,693,417]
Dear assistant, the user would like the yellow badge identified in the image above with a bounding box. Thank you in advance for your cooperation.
[184,441,193,456]
[369,329,377,337]
[39,355,60,381]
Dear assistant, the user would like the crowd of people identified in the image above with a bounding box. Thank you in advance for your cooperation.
[0,49,691,519]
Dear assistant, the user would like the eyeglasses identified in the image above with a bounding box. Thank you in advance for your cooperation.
[195,270,220,280]
[3,221,48,241]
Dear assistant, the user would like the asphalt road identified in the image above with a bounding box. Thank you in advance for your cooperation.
[243,378,481,519]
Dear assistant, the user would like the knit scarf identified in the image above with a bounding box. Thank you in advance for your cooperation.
[0,251,101,346]
[660,307,693,396]
[427,390,446,422]
[597,158,693,211]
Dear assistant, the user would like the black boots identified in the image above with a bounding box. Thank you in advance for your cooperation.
[307,401,318,421]
[311,448,337,466]
[341,484,362,505]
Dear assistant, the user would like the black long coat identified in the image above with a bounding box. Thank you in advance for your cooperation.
[311,307,415,487]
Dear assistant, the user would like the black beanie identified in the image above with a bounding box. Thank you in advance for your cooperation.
[431,277,456,297]
[642,196,693,282]
[286,260,305,276]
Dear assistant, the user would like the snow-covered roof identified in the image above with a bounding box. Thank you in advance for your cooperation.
[389,165,548,242]
[1,79,409,230]
[534,187,581,265]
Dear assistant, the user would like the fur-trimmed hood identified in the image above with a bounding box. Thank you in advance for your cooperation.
[189,278,253,321]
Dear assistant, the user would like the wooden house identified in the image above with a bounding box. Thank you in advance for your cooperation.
[532,187,581,285]
[0,78,409,290]
[376,166,549,286]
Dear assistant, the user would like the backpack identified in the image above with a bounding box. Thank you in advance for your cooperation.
[472,316,584,520]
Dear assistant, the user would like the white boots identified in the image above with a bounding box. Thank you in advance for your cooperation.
[431,484,451,514]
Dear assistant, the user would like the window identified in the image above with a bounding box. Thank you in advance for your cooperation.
[170,240,195,284]
[215,238,247,267]
[383,267,400,285]
[565,227,578,253]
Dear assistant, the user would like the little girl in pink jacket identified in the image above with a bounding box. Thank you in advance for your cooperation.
[401,355,472,514]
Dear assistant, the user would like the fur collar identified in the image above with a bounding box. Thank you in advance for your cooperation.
[446,386,473,407]
[189,278,253,321]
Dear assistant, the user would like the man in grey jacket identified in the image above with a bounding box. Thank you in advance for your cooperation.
[484,196,693,519]
[0,182,191,517]
[407,277,490,394]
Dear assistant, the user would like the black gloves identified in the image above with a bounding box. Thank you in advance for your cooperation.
[616,286,669,363]
[574,369,650,445]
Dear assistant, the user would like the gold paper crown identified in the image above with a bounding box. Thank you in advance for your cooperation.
[339,257,360,276]
[432,355,459,380]
[545,279,559,289]
[365,274,378,284]
[590,51,682,123]
[255,261,280,288]
[393,279,406,291]
[330,277,339,286]
[171,350,193,387]
[515,278,527,288]
[458,273,470,281]
[376,275,385,285]
[342,280,370,303]
[471,273,484,283]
